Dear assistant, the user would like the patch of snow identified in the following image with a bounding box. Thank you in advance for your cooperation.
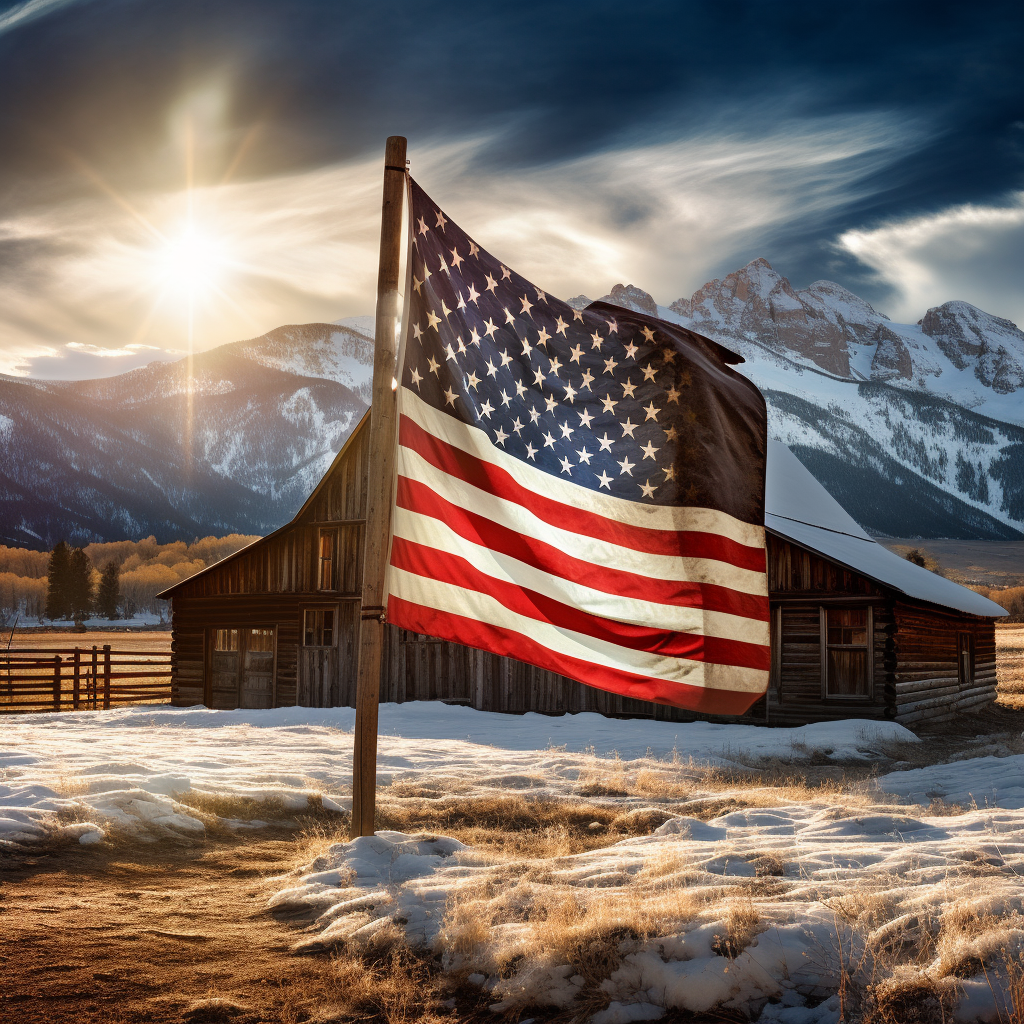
[879,754,1024,810]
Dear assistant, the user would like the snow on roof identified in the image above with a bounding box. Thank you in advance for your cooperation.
[766,440,1007,618]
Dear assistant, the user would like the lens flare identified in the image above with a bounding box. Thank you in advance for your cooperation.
[156,224,230,295]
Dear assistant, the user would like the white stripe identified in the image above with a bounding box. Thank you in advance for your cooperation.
[392,505,769,646]
[400,387,766,550]
[396,443,768,596]
[389,567,768,694]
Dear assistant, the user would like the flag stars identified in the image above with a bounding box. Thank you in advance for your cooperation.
[417,216,429,236]
[494,425,509,446]
[576,447,593,465]
[468,240,480,258]
[483,318,499,339]
[542,431,557,449]
[665,425,679,442]
[578,408,595,429]
[580,369,594,390]
[500,389,512,407]
[641,364,658,382]
[623,340,639,360]
[450,246,463,269]
[640,440,660,460]
[544,394,558,413]
[664,465,677,481]
[572,308,584,321]
[620,418,638,438]
[520,294,534,316]
[514,379,528,399]
[617,456,636,476]
[457,293,467,311]
[549,355,563,375]
[427,355,440,375]
[443,387,457,407]
[555,315,568,335]
[435,210,448,230]
[409,366,423,389]
[499,349,513,367]
[640,480,657,499]
[641,326,655,342]
[512,417,524,435]
[426,310,441,330]
[413,274,424,295]
[600,395,618,415]
[444,342,458,362]
[666,385,681,403]
[662,348,677,363]
[533,367,546,387]
[479,399,495,419]
[536,325,551,348]
[484,273,498,293]
[468,327,482,346]
[466,283,480,304]
[597,470,613,490]
[563,381,577,403]
[412,322,423,340]
[597,433,614,452]
[603,356,619,375]
[569,343,584,363]
[643,401,660,421]
[559,420,575,440]
[606,318,619,334]
[525,442,537,460]
[528,406,541,424]
[590,331,603,350]
[503,306,516,326]
[485,358,499,377]
[500,265,511,280]
[466,370,481,390]
[621,378,638,399]
[559,456,573,475]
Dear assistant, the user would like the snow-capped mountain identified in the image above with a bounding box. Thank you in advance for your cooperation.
[3,263,1022,548]
[590,261,1024,539]
[0,322,373,548]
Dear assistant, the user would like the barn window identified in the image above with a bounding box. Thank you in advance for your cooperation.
[318,529,337,591]
[822,607,871,698]
[958,632,974,687]
[213,628,239,651]
[304,609,335,647]
[248,628,274,653]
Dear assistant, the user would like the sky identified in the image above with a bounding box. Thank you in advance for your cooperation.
[0,0,1022,379]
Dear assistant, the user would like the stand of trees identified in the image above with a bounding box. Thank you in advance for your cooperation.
[0,534,260,626]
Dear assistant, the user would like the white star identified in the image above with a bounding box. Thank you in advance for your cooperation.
[521,337,534,358]
[664,465,676,481]
[572,308,584,321]
[665,425,679,441]
[624,341,639,360]
[597,433,614,452]
[484,273,498,293]
[515,379,528,399]
[563,381,577,402]
[457,292,467,311]
[520,294,534,316]
[576,447,593,465]
[409,366,423,389]
[643,401,660,421]
[494,425,509,446]
[617,456,635,476]
[438,254,448,274]
[499,349,513,367]
[596,470,613,489]
[580,369,594,391]
[500,265,511,280]
[559,456,573,475]
[485,358,499,377]
[548,356,562,376]
[559,420,574,440]
[458,338,467,355]
[536,325,551,347]
[525,442,537,460]
[544,394,557,413]
[533,367,546,386]
[412,322,423,340]
[569,343,584,363]
[600,394,618,415]
[503,306,516,325]
[641,440,659,460]
[640,479,656,499]
[535,286,547,302]
[443,387,457,406]
[466,283,480,304]
[606,318,619,334]
[466,371,481,390]
[603,356,619,375]
[441,300,452,317]
[621,378,637,399]
[426,310,441,330]
[590,331,603,350]
[500,389,512,406]
[483,319,499,339]
[413,274,423,294]
[479,399,495,418]
[621,418,638,438]
[641,325,655,342]
[528,406,541,424]
[417,216,429,236]
[450,246,463,269]
[512,417,525,435]
[469,327,481,346]
[662,348,677,363]
[435,210,448,230]
[666,385,681,403]
[642,364,658,382]
[444,342,458,362]
[427,356,440,375]
[468,240,480,258]
[542,431,557,448]
[555,316,568,335]
[578,408,595,429]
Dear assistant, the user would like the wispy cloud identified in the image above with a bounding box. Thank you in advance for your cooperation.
[0,0,87,36]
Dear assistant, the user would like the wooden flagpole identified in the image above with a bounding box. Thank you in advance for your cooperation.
[351,135,408,839]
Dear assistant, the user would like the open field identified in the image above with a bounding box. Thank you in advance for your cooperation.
[881,538,1024,587]
[3,628,1024,1022]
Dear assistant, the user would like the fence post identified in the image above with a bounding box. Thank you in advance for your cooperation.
[73,648,81,710]
[53,655,62,711]
[91,646,98,708]
[103,645,111,710]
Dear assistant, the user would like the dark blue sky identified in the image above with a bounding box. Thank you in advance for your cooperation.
[1,0,1022,376]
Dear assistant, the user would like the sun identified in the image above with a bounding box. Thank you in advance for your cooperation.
[156,223,230,296]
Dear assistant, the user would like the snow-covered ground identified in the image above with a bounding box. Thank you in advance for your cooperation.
[4,703,1024,1022]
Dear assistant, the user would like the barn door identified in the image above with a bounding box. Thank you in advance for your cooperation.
[210,629,240,709]
[240,628,276,709]
[299,608,339,707]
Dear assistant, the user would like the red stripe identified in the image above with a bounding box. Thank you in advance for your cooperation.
[391,538,770,670]
[387,596,764,715]
[396,475,769,622]
[399,414,766,573]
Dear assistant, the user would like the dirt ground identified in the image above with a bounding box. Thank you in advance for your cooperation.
[3,626,1024,1023]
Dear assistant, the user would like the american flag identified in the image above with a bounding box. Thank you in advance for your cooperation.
[385,178,770,714]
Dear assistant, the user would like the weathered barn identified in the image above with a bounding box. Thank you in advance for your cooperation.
[159,414,1006,726]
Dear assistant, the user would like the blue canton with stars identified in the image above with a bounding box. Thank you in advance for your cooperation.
[402,178,767,519]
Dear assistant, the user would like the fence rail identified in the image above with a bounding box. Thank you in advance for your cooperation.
[0,644,172,713]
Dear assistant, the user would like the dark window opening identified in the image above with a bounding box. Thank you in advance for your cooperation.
[248,628,274,653]
[304,609,335,647]
[958,632,974,688]
[213,628,239,652]
[823,607,870,698]
[318,530,337,591]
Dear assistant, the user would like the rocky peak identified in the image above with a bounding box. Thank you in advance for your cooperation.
[921,301,1024,393]
[565,294,594,311]
[598,283,658,316]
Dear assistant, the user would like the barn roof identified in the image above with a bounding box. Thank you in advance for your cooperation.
[766,441,1007,618]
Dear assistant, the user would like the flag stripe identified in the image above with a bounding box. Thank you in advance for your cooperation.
[388,565,769,692]
[396,444,767,595]
[403,388,766,548]
[388,595,765,714]
[391,536,771,670]
[394,477,770,624]
[392,503,769,640]
[399,409,766,572]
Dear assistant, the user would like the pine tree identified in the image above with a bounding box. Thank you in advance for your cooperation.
[96,561,121,620]
[67,548,94,624]
[45,540,73,621]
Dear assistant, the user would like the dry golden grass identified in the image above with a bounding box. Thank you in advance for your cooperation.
[998,623,1024,698]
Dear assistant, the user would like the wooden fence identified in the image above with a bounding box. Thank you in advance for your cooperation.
[0,645,172,713]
